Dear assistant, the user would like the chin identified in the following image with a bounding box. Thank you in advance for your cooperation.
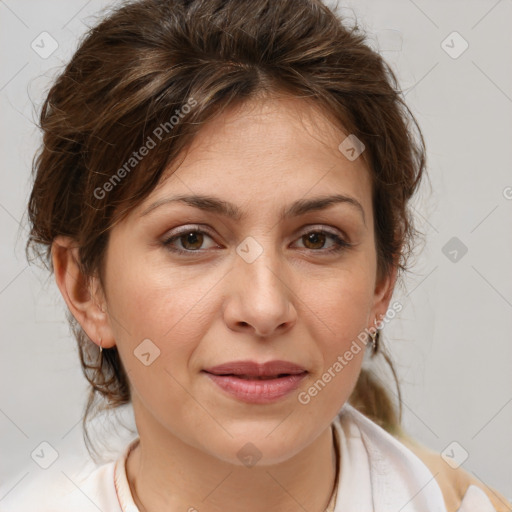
[202,426,310,468]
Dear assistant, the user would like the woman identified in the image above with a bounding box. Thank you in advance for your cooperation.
[9,0,510,510]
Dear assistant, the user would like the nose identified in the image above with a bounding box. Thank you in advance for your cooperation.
[223,245,297,338]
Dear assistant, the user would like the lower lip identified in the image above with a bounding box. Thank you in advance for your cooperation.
[203,372,307,404]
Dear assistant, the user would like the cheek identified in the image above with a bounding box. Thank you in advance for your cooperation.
[289,265,374,403]
[104,262,212,427]
[305,264,375,342]
[103,249,220,396]
[105,246,209,341]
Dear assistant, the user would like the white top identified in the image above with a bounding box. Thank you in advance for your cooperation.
[0,403,498,512]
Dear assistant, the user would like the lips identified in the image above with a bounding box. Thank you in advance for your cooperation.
[203,360,307,379]
[202,360,308,404]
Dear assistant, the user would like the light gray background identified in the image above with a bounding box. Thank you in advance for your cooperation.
[1,0,511,504]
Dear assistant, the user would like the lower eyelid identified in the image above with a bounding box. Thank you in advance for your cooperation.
[294,232,351,251]
[162,230,216,251]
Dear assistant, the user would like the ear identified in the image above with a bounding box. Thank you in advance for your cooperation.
[51,236,116,349]
[370,263,398,326]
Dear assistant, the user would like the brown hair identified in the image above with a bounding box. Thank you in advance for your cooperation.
[26,0,426,456]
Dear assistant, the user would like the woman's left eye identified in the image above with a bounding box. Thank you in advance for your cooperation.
[293,229,352,253]
[162,226,352,255]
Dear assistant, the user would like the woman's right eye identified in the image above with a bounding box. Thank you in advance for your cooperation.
[162,228,217,255]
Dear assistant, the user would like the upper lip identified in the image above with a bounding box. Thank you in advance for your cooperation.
[203,360,307,377]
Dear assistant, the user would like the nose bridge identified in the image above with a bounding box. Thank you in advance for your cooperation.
[226,234,295,336]
[235,235,286,299]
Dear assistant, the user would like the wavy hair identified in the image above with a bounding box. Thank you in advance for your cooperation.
[26,0,426,458]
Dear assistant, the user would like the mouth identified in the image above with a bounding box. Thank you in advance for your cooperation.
[201,360,308,403]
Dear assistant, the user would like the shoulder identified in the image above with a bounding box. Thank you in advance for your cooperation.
[397,433,512,512]
[335,403,448,511]
[335,404,506,512]
[0,461,121,512]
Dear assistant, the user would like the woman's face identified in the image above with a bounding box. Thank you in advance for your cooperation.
[99,96,394,465]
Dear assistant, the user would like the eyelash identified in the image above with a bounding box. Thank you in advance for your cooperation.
[162,226,352,256]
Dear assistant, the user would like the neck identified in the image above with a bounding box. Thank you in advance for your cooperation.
[126,412,339,512]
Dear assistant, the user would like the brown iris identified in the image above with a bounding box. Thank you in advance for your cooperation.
[302,232,327,250]
[180,231,204,250]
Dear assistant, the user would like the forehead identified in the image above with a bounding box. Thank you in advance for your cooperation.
[139,95,372,218]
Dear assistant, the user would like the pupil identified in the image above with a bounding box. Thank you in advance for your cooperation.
[183,232,202,249]
[305,232,325,249]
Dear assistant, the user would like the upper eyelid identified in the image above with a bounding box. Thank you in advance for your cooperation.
[164,224,216,241]
[164,224,347,245]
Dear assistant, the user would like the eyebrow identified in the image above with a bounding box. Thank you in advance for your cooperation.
[140,193,366,225]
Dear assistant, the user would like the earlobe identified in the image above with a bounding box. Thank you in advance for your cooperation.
[372,264,398,323]
[51,236,115,349]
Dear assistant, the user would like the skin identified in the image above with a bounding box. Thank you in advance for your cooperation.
[52,95,397,512]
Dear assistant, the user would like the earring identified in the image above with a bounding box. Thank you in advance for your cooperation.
[98,337,103,366]
[369,319,380,356]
